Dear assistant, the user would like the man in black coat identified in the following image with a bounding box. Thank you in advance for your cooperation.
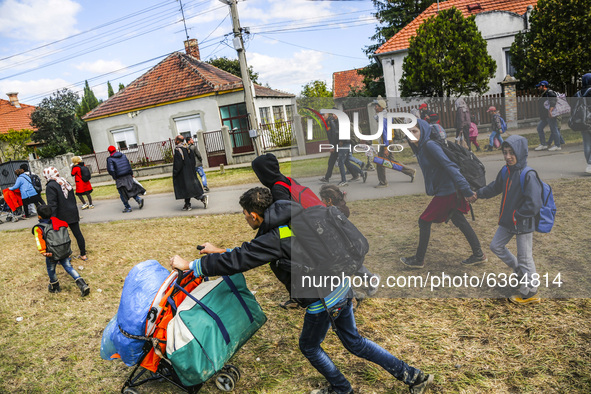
[172,135,208,211]
[106,146,144,213]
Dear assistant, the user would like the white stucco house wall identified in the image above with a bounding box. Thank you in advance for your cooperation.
[374,0,537,97]
[82,39,294,153]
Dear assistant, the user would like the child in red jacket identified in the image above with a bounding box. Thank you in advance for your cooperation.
[71,156,94,209]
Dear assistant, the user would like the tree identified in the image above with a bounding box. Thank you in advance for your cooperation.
[205,57,260,84]
[30,89,85,153]
[355,0,437,97]
[400,7,496,97]
[0,129,34,160]
[509,0,591,92]
[107,81,115,97]
[77,81,100,118]
[118,83,125,91]
[299,80,334,110]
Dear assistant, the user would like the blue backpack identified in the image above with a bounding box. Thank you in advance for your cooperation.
[501,166,556,233]
[499,116,508,133]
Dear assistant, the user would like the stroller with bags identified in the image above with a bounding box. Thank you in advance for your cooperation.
[0,189,24,224]
[101,260,266,393]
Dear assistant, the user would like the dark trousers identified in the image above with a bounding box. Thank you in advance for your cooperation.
[324,151,339,180]
[76,192,93,205]
[415,212,481,262]
[68,221,86,256]
[22,194,45,217]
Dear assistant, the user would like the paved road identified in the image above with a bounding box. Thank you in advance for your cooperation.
[1,144,587,232]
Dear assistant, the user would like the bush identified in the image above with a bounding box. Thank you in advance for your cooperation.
[37,142,69,159]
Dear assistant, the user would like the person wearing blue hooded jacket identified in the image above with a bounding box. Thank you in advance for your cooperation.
[470,135,543,304]
[400,119,487,269]
[9,168,45,218]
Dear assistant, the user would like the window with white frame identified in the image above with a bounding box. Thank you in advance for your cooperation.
[259,107,271,124]
[285,104,294,121]
[111,127,137,150]
[174,114,203,139]
[504,49,516,77]
[272,105,284,122]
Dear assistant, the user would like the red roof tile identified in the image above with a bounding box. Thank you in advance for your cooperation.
[0,98,36,134]
[375,0,537,55]
[83,52,293,120]
[333,69,366,98]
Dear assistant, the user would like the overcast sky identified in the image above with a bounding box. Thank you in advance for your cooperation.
[0,0,378,105]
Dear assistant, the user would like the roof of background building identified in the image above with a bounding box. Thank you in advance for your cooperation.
[375,0,537,55]
[0,98,36,134]
[333,69,366,98]
[83,52,294,121]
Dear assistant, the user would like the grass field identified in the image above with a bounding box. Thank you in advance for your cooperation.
[86,129,585,201]
[1,177,590,393]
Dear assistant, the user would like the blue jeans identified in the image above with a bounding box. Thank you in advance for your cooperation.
[196,166,208,188]
[118,188,141,209]
[489,131,503,147]
[337,146,362,182]
[299,299,422,393]
[537,118,561,147]
[348,152,363,168]
[46,257,81,283]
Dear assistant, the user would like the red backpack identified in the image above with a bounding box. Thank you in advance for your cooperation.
[275,177,325,208]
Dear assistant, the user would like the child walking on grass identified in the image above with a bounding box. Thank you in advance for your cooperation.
[32,205,90,296]
[469,135,543,304]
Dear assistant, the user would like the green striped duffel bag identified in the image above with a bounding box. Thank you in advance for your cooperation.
[166,273,267,387]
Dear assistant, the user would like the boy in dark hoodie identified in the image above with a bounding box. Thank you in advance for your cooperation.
[171,187,433,394]
[470,135,543,304]
[251,153,293,201]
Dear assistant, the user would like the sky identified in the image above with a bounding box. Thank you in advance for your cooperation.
[0,0,379,105]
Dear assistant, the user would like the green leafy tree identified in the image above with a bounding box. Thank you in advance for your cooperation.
[355,0,437,97]
[107,81,115,97]
[0,129,34,160]
[509,0,591,92]
[77,81,100,117]
[30,89,85,153]
[400,7,496,97]
[299,80,334,110]
[205,57,260,84]
[118,83,125,91]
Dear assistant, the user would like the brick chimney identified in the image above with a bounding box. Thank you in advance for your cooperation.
[6,92,21,108]
[184,39,200,60]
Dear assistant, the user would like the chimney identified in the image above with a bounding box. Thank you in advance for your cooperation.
[184,39,200,60]
[7,92,21,108]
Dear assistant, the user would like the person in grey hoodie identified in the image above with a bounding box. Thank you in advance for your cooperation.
[470,135,543,304]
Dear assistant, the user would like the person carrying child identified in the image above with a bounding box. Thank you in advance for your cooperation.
[171,187,433,394]
[485,107,504,152]
[71,156,94,209]
[32,205,90,296]
[468,135,543,304]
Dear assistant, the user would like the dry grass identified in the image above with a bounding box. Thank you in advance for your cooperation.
[1,177,590,393]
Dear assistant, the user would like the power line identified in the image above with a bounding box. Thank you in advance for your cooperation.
[258,34,366,60]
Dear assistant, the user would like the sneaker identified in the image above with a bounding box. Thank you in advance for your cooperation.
[367,164,375,171]
[362,171,368,183]
[366,274,381,297]
[374,182,388,188]
[586,164,591,174]
[400,256,425,269]
[534,144,548,151]
[319,177,329,183]
[202,195,209,209]
[81,203,89,210]
[138,198,144,209]
[349,174,361,182]
[461,252,488,266]
[89,204,94,209]
[122,207,132,213]
[182,204,189,211]
[509,293,541,305]
[548,146,561,151]
[186,204,192,211]
[204,186,210,192]
[409,373,434,394]
[338,181,348,187]
[409,168,416,183]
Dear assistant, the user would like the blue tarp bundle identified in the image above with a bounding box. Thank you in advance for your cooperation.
[100,260,170,366]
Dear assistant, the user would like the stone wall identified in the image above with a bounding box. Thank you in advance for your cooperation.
[29,153,75,184]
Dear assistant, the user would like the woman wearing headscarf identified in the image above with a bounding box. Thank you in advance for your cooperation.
[455,98,472,150]
[43,167,88,261]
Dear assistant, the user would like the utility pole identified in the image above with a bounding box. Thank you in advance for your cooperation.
[219,0,261,156]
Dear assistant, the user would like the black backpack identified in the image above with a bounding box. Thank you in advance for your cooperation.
[568,87,591,131]
[428,134,486,191]
[289,205,369,278]
[33,222,72,261]
[25,173,43,194]
[80,165,92,182]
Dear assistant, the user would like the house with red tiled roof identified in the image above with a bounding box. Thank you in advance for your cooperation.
[374,0,537,97]
[0,93,37,162]
[332,69,366,99]
[83,39,294,162]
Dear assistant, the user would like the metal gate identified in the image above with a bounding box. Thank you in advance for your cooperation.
[203,130,227,167]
